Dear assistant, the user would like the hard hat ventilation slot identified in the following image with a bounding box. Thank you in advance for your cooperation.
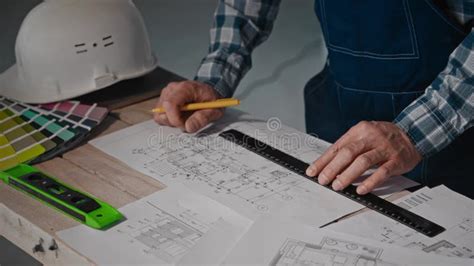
[75,43,88,54]
[102,35,114,47]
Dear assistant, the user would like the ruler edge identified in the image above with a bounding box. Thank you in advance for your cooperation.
[218,129,445,238]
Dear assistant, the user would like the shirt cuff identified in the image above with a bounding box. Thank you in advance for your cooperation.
[194,75,232,98]
[394,90,458,158]
[194,51,247,98]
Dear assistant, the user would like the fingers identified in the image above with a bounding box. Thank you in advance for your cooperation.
[185,109,224,133]
[317,141,368,187]
[332,149,384,191]
[160,84,196,128]
[153,83,190,127]
[305,145,338,179]
[305,132,354,178]
[154,105,170,125]
[356,160,397,195]
[163,101,185,129]
[307,121,421,195]
[153,81,223,131]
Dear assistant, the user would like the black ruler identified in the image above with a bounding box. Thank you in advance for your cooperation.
[219,129,445,238]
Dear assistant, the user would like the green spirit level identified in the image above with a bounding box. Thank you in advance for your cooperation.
[0,164,123,229]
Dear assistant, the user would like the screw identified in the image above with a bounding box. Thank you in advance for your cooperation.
[49,239,58,251]
[32,238,44,253]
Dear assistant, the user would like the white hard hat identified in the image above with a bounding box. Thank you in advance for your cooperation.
[0,0,158,104]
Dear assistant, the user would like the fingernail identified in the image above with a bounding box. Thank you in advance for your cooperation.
[332,179,342,191]
[187,120,198,133]
[306,166,316,176]
[318,173,329,185]
[357,185,368,195]
[156,113,165,120]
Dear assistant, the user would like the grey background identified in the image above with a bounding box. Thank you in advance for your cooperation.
[0,0,327,131]
[0,0,326,264]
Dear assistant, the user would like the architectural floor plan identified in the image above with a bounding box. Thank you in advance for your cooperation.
[91,115,414,225]
[270,237,395,266]
[117,201,209,262]
[223,217,471,265]
[328,186,474,259]
[58,184,251,265]
[90,115,364,224]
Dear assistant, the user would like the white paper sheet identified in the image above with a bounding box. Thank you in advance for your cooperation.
[327,185,474,259]
[58,184,252,265]
[224,216,471,265]
[90,112,416,226]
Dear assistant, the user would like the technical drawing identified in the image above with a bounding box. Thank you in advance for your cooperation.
[270,237,396,266]
[92,120,364,227]
[115,201,210,263]
[58,183,253,265]
[132,123,326,215]
[396,192,433,210]
[377,218,473,258]
[328,186,474,260]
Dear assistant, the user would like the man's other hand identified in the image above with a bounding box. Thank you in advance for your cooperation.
[306,121,422,195]
[154,81,224,133]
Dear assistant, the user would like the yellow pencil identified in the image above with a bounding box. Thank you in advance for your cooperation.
[151,98,240,113]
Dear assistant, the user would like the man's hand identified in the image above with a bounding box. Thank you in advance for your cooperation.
[154,81,224,133]
[306,121,422,195]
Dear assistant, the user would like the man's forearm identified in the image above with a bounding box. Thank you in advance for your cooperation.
[194,0,281,97]
[394,30,474,157]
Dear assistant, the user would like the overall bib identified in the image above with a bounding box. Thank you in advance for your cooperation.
[304,0,474,198]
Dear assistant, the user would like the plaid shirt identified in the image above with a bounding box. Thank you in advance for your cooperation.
[195,0,473,158]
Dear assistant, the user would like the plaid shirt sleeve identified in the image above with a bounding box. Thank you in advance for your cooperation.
[394,29,474,158]
[194,0,281,98]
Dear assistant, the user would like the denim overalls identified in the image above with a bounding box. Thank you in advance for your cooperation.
[304,0,474,198]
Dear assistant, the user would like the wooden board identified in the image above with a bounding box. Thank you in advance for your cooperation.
[111,97,157,125]
[0,203,93,265]
[88,115,131,139]
[62,145,164,199]
[0,97,165,264]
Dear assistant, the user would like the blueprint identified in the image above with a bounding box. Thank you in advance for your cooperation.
[270,238,396,266]
[90,112,416,225]
[328,186,474,259]
[223,216,471,265]
[58,184,252,265]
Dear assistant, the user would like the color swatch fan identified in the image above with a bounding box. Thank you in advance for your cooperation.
[0,97,108,170]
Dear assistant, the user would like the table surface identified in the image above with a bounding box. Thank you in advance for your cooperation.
[0,80,408,265]
[0,96,169,264]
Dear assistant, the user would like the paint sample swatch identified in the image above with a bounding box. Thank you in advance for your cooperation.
[0,97,108,169]
[0,133,20,170]
[40,101,109,129]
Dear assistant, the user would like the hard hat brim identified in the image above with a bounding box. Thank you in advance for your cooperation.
[0,65,28,102]
[0,57,159,104]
